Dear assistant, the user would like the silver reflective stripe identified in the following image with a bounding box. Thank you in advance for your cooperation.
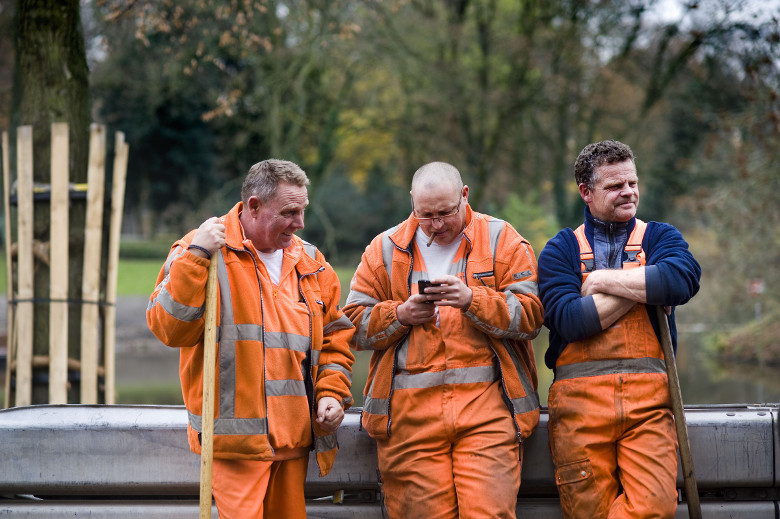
[217,323,262,342]
[315,433,337,453]
[363,394,389,415]
[381,226,401,282]
[501,338,541,414]
[148,283,205,322]
[354,306,405,351]
[507,280,539,297]
[319,363,352,382]
[189,410,268,435]
[323,314,354,335]
[488,218,504,255]
[345,289,378,308]
[410,270,427,285]
[266,379,307,397]
[510,392,540,414]
[394,336,411,370]
[393,364,499,390]
[163,245,187,276]
[216,251,237,419]
[555,357,667,381]
[302,241,318,260]
[463,306,538,341]
[264,331,310,352]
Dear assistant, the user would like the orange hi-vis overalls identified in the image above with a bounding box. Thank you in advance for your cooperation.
[547,219,679,519]
[345,207,543,519]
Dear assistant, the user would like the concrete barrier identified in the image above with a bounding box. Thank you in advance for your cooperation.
[0,404,778,517]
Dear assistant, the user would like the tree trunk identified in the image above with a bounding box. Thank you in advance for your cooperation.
[10,0,91,403]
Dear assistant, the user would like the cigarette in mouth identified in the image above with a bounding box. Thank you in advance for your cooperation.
[427,232,437,247]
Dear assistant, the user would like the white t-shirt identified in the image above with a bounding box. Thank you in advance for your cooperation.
[415,227,461,280]
[256,249,284,285]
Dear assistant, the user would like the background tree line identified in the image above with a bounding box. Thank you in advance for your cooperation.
[1,0,778,344]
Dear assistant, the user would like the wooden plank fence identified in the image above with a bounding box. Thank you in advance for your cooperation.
[2,123,129,407]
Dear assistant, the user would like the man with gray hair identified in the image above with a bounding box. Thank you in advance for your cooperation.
[538,140,701,518]
[344,161,543,518]
[147,159,354,518]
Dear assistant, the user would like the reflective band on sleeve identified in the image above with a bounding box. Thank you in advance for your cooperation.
[555,357,667,381]
[149,285,205,322]
[323,314,355,335]
[345,290,379,307]
[315,433,338,453]
[319,363,352,382]
[392,364,499,390]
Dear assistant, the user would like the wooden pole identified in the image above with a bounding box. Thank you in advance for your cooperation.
[80,124,106,404]
[199,257,218,518]
[15,126,34,407]
[49,123,70,404]
[2,131,13,408]
[102,132,129,405]
[655,305,702,519]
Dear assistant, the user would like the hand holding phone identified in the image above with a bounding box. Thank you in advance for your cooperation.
[418,280,435,303]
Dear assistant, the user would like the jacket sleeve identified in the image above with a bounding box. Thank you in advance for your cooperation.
[643,222,701,306]
[463,223,544,340]
[313,253,356,409]
[538,229,604,344]
[146,233,211,349]
[342,235,411,352]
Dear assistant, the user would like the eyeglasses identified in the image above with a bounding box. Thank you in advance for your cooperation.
[413,197,461,222]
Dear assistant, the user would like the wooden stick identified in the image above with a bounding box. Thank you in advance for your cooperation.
[102,132,129,405]
[15,126,34,407]
[199,257,219,518]
[2,131,13,408]
[49,123,70,404]
[655,305,702,519]
[80,124,106,404]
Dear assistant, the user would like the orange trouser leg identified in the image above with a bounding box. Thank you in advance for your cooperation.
[548,374,678,519]
[212,455,308,519]
[377,381,520,519]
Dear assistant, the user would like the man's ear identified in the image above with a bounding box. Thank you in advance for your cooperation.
[246,195,262,215]
[578,183,592,204]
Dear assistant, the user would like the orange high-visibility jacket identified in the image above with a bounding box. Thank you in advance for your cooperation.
[344,205,544,441]
[147,202,355,476]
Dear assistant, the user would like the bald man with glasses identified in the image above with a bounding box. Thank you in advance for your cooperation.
[344,161,544,519]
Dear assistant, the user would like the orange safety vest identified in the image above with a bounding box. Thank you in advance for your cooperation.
[554,219,667,379]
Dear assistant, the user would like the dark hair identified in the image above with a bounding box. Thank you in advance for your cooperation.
[242,159,310,205]
[574,140,635,188]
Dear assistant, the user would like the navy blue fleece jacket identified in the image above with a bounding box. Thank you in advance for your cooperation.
[538,208,701,371]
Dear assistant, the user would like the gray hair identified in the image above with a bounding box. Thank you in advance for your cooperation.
[241,159,310,204]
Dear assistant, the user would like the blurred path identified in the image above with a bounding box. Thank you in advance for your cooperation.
[0,295,180,387]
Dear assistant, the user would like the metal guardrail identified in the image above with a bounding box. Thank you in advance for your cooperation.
[0,404,777,518]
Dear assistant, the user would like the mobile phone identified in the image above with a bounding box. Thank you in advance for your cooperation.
[418,280,435,302]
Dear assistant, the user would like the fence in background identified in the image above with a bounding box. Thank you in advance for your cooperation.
[1,123,129,407]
